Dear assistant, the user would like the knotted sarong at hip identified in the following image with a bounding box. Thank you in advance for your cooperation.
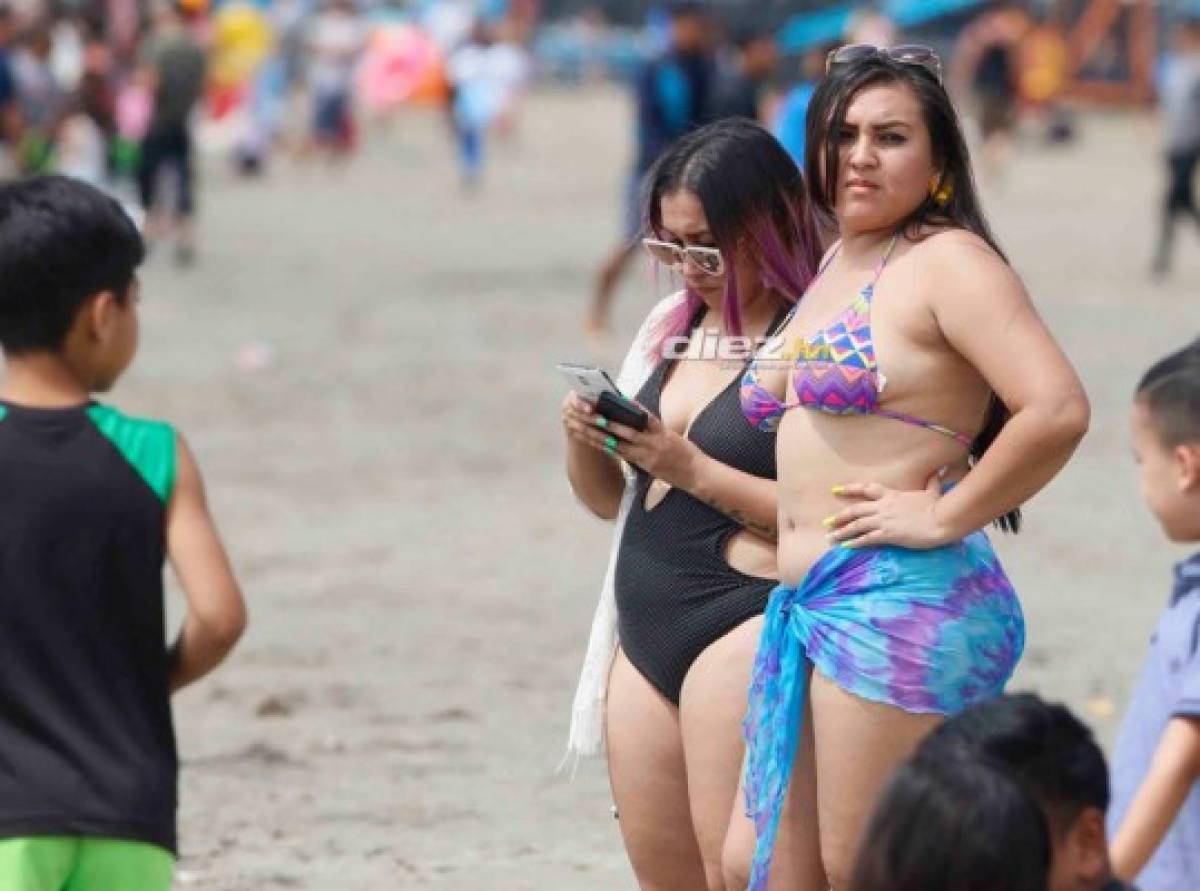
[742,532,1025,891]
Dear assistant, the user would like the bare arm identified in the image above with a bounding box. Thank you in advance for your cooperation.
[826,232,1089,549]
[561,293,683,521]
[682,449,778,540]
[927,233,1089,539]
[166,435,248,693]
[577,407,778,541]
[1112,717,1200,881]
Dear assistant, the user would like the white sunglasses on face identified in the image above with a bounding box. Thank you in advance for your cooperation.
[641,237,725,276]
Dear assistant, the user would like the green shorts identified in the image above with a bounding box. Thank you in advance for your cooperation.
[0,837,173,891]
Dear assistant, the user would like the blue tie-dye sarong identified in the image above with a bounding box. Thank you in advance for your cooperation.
[742,532,1025,890]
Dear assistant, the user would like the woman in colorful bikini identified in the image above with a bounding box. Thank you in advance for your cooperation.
[723,47,1090,890]
[561,118,821,889]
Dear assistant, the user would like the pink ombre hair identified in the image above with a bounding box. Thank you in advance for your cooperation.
[639,119,824,362]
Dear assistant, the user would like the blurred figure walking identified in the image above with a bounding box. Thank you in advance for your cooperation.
[951,1,1029,178]
[137,0,207,266]
[1151,18,1200,279]
[12,27,64,174]
[772,44,825,170]
[586,0,713,337]
[306,0,366,161]
[709,23,775,122]
[0,7,22,180]
[447,19,531,190]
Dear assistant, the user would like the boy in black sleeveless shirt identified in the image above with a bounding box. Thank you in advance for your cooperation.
[0,176,247,889]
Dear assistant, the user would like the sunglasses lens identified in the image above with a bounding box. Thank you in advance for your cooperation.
[890,44,933,62]
[827,43,942,83]
[690,249,723,275]
[831,44,877,66]
[643,239,681,267]
[890,45,942,80]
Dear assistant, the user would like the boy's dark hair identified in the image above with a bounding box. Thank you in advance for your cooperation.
[0,176,144,355]
[914,693,1109,840]
[848,754,1050,891]
[1137,339,1200,447]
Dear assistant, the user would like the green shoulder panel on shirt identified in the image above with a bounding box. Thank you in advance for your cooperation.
[86,403,177,504]
[0,405,7,422]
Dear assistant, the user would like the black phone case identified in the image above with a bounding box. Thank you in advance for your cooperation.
[597,391,649,432]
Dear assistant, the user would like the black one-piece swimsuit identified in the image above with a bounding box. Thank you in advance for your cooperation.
[613,310,784,704]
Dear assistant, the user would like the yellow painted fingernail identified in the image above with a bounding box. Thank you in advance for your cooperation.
[830,485,846,496]
[822,516,836,528]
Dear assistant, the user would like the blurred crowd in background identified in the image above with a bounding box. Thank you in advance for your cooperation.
[0,0,1193,273]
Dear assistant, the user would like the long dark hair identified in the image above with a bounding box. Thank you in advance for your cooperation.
[642,117,823,360]
[848,756,1051,891]
[805,57,1020,533]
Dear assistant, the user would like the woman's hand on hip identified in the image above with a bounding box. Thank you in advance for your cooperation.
[824,470,955,549]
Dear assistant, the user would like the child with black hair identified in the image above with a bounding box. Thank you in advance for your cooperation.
[849,753,1052,891]
[916,693,1132,891]
[0,176,246,889]
[1108,338,1200,889]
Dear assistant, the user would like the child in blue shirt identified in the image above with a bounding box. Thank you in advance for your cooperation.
[1109,337,1200,888]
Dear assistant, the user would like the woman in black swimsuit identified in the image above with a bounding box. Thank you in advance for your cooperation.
[562,119,822,889]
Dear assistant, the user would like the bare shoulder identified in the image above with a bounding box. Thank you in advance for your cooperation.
[906,227,1003,267]
[170,432,207,507]
[905,228,1025,305]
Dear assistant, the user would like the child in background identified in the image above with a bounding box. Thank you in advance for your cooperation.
[1109,337,1200,889]
[307,0,366,160]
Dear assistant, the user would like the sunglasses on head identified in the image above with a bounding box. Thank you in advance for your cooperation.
[641,237,725,276]
[826,44,943,84]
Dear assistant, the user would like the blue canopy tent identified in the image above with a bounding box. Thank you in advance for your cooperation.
[777,0,987,52]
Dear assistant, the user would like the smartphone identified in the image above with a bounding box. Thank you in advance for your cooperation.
[557,362,622,404]
[557,362,649,431]
[597,391,649,432]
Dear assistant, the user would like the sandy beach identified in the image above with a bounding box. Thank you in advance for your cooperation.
[113,85,1198,889]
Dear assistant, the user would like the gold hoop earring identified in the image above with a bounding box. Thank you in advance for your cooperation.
[931,172,954,207]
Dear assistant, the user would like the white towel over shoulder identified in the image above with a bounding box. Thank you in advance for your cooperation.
[563,292,684,766]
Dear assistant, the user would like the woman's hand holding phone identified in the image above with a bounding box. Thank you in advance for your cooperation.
[561,390,702,492]
[561,391,626,519]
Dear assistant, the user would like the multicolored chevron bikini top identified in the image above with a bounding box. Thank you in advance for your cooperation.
[739,236,974,448]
